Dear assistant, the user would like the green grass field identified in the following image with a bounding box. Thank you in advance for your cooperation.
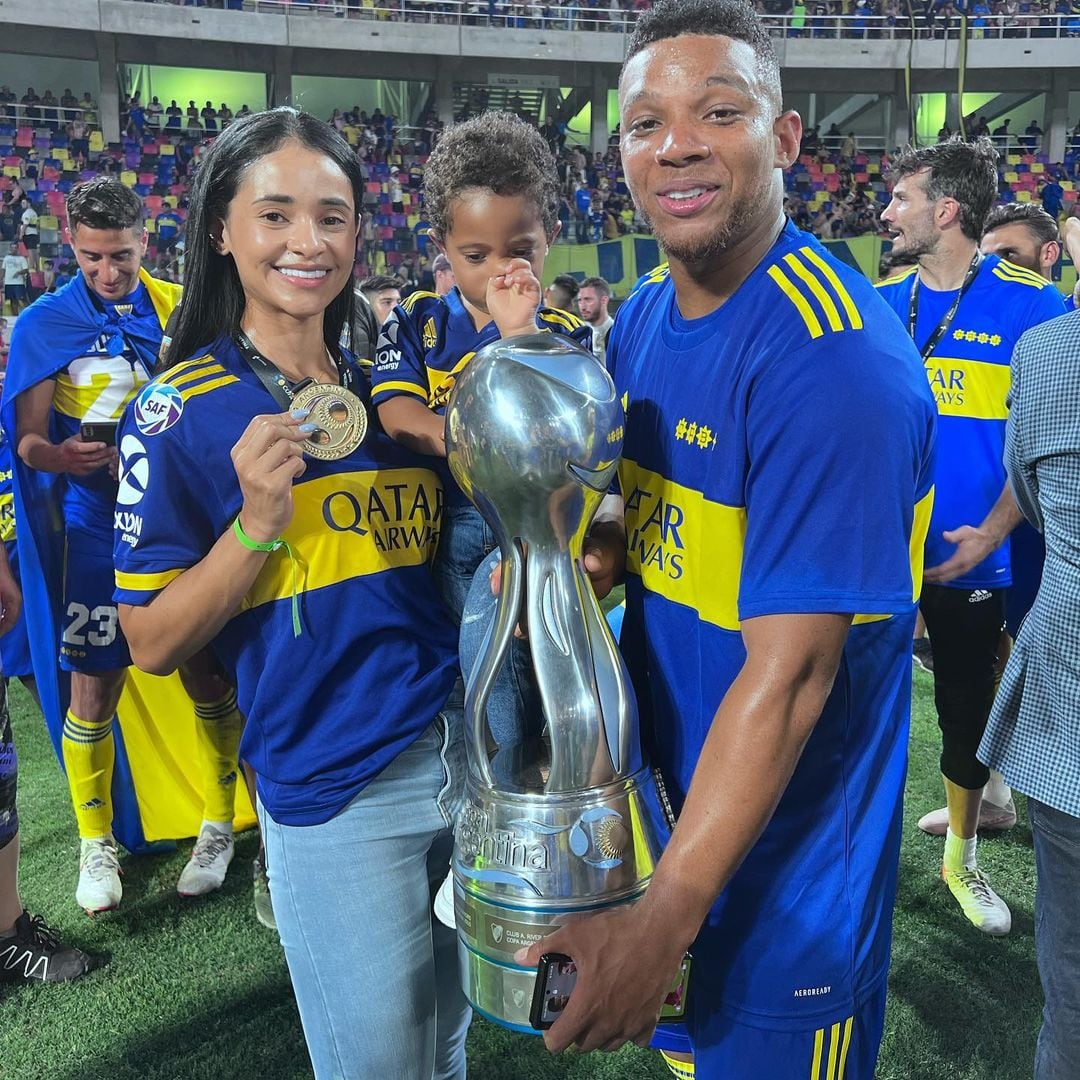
[0,670,1040,1080]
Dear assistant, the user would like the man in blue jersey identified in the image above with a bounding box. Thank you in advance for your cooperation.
[517,2,937,1076]
[877,140,1066,936]
[6,179,248,913]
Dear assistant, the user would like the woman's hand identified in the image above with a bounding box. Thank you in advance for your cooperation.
[487,258,543,340]
[231,408,313,543]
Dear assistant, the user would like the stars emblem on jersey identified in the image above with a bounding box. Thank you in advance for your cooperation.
[674,418,717,449]
[951,329,1001,346]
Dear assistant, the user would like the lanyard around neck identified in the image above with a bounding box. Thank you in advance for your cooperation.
[234,330,356,410]
[907,249,983,362]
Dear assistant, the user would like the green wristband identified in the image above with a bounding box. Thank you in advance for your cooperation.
[231,517,302,638]
[232,516,283,552]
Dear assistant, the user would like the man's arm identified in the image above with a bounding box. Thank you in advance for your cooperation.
[14,378,115,477]
[922,482,1024,585]
[520,610,852,1053]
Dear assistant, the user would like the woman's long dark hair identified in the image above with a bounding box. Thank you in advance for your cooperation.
[161,108,363,372]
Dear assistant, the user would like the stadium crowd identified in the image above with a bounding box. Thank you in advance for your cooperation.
[3,80,1080,318]
[1,1,1080,1079]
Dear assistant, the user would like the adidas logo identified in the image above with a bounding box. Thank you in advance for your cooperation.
[79,798,105,811]
[0,941,49,981]
[969,589,992,604]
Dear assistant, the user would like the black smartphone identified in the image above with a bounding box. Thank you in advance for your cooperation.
[529,953,578,1030]
[528,950,692,1031]
[80,422,118,447]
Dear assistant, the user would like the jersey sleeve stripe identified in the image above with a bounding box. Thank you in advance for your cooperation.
[115,567,184,592]
[540,310,580,333]
[801,248,865,330]
[766,264,824,339]
[159,355,215,386]
[992,263,1047,288]
[373,380,429,401]
[783,253,844,332]
[169,363,226,389]
[178,375,240,403]
[401,290,439,314]
[874,265,918,288]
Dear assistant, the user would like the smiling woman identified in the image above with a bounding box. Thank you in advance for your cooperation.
[112,109,471,1080]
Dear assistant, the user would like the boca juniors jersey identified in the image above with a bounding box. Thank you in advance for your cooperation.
[370,287,592,504]
[876,255,1065,589]
[51,282,155,538]
[608,221,936,1032]
[112,337,459,826]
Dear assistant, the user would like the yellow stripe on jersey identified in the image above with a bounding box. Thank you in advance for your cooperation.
[158,354,215,386]
[621,459,746,631]
[837,1016,854,1079]
[811,1028,825,1079]
[826,1021,842,1080]
[801,248,864,330]
[925,355,1010,420]
[0,491,15,544]
[992,261,1049,288]
[115,567,184,593]
[783,253,844,332]
[401,290,439,314]
[809,1016,854,1080]
[240,467,442,612]
[766,264,824,339]
[910,486,934,601]
[376,379,429,401]
[178,375,240,403]
[540,308,583,333]
[875,264,918,288]
[169,362,226,390]
[622,460,929,629]
[427,352,475,408]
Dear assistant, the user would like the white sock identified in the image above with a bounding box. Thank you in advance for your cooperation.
[202,820,233,836]
[983,770,1012,808]
[944,827,977,872]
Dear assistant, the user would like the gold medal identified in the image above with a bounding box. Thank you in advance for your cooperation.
[291,382,368,461]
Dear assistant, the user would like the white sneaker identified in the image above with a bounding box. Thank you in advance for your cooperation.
[433,868,456,929]
[943,864,1012,936]
[177,824,234,897]
[76,837,122,914]
[918,797,1018,836]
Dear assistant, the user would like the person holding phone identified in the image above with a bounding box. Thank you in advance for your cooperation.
[2,178,249,914]
[113,107,470,1080]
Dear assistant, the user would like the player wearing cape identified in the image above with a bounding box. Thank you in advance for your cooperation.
[1,179,255,915]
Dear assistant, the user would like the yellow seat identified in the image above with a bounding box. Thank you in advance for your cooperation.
[89,130,104,152]
[1016,190,1032,202]
[120,169,137,187]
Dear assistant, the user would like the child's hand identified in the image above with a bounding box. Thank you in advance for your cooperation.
[487,258,542,340]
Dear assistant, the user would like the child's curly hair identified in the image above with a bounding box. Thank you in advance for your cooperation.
[423,111,561,240]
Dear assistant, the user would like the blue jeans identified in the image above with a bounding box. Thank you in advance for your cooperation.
[436,504,541,764]
[258,700,470,1080]
[1030,797,1080,1080]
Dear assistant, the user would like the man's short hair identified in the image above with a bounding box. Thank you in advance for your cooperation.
[579,276,611,299]
[358,274,402,294]
[431,253,452,275]
[624,0,781,110]
[552,273,579,300]
[67,177,144,233]
[983,203,1060,246]
[889,138,999,241]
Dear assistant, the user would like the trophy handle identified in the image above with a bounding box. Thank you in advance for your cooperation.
[463,538,527,789]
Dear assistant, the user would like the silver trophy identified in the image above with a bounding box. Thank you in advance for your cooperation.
[445,333,669,1031]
